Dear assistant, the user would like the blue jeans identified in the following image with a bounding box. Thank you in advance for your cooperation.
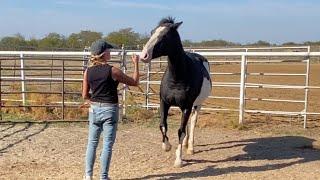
[85,103,119,180]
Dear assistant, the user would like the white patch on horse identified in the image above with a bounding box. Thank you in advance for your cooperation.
[193,61,211,106]
[174,144,183,167]
[140,26,168,62]
[187,106,200,155]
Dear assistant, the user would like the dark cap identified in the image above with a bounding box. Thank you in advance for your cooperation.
[90,39,114,55]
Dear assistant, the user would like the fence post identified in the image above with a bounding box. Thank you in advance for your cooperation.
[0,59,2,121]
[239,55,247,124]
[20,53,26,108]
[50,55,54,91]
[62,59,65,120]
[121,45,127,120]
[303,46,311,128]
[145,62,151,109]
[82,46,89,73]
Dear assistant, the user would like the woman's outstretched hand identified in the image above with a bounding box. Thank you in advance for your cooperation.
[131,54,139,64]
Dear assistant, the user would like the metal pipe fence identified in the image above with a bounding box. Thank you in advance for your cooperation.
[1,46,320,128]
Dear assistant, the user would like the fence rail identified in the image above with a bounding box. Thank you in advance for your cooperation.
[1,46,320,128]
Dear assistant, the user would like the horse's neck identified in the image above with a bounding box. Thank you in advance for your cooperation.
[167,48,188,81]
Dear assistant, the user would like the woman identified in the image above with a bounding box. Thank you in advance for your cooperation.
[82,39,139,180]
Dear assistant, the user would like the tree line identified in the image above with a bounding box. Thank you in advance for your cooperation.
[1,28,320,51]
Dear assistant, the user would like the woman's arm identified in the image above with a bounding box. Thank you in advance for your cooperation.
[82,69,91,99]
[112,54,140,86]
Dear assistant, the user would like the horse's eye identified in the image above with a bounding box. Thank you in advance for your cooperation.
[151,29,155,35]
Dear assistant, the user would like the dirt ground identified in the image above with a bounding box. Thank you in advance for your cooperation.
[1,120,320,180]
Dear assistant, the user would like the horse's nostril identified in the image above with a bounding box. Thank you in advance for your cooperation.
[144,53,149,59]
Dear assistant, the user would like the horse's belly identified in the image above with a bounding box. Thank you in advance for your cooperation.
[193,77,211,106]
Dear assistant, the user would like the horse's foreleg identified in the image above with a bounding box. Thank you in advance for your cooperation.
[187,106,201,155]
[160,100,171,152]
[175,108,192,167]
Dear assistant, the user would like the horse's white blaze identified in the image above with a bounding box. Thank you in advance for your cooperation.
[140,26,168,62]
[193,61,211,106]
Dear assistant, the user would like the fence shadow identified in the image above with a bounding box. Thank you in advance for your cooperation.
[0,123,31,141]
[0,123,16,132]
[131,136,320,180]
[0,123,49,155]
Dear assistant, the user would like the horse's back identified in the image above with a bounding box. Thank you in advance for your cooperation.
[186,52,210,79]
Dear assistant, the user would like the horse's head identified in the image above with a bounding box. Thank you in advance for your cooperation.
[140,17,183,63]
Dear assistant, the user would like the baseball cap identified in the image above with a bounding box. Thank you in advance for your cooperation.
[90,39,114,55]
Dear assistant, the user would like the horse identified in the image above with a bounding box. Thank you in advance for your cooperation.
[140,17,212,167]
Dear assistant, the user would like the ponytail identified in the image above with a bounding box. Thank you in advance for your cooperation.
[89,52,106,67]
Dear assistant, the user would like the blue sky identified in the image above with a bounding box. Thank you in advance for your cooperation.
[1,0,320,44]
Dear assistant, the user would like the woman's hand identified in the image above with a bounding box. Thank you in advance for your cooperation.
[111,53,140,86]
[79,100,91,108]
[131,54,139,64]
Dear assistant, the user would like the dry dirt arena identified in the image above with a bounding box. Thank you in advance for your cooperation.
[1,121,320,180]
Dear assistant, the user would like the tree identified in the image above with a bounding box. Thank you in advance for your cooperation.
[66,33,82,49]
[38,33,66,50]
[105,28,140,49]
[0,34,27,50]
[66,30,102,49]
[182,39,195,47]
[248,40,271,47]
[303,41,320,46]
[198,39,238,47]
[25,38,39,50]
[282,42,299,46]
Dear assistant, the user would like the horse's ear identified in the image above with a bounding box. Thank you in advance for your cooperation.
[172,21,183,29]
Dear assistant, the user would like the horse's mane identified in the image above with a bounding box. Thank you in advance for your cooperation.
[158,17,175,26]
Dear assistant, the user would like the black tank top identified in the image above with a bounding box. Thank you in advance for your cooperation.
[87,64,119,104]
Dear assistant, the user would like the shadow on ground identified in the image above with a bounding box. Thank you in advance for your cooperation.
[130,136,320,179]
[0,122,48,155]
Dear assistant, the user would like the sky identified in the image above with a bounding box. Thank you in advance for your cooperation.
[0,0,320,44]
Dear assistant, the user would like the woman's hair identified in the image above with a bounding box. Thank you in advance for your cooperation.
[89,52,106,67]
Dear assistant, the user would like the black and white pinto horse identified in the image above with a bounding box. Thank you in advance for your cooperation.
[140,17,212,167]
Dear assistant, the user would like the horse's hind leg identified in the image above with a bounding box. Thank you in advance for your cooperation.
[187,105,201,155]
[182,122,189,149]
[183,108,196,149]
[160,99,171,152]
[175,107,192,167]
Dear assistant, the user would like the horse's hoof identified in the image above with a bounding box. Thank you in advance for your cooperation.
[174,160,185,168]
[187,149,194,155]
[162,142,172,152]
